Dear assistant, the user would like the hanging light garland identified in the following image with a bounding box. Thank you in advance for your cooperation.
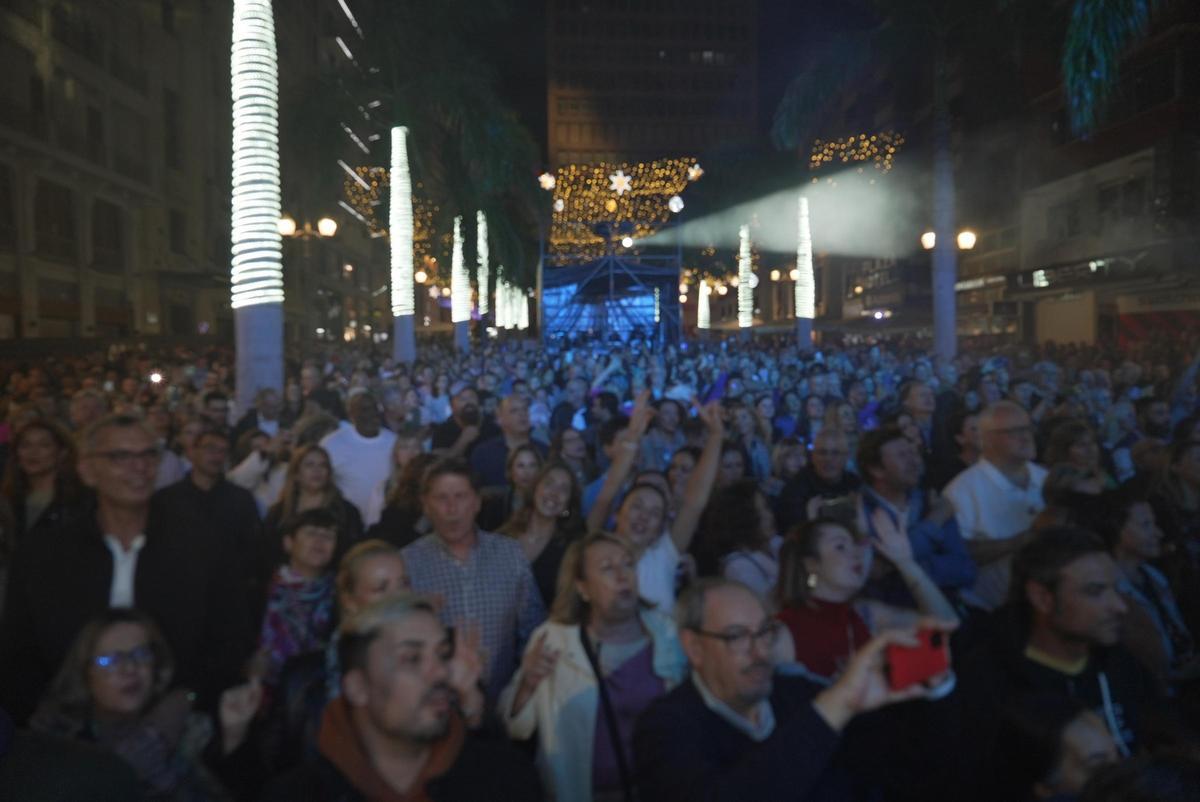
[737,224,753,329]
[229,0,283,308]
[389,126,414,317]
[476,210,489,315]
[809,130,904,173]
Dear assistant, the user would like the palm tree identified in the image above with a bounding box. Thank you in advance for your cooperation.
[773,0,1021,360]
[1062,0,1168,138]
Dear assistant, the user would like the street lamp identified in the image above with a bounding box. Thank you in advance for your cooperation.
[921,231,937,250]
[279,214,339,239]
[957,230,977,250]
[317,217,338,237]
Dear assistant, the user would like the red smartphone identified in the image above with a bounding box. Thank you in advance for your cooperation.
[885,628,950,691]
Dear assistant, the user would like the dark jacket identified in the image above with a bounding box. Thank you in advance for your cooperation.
[634,674,961,802]
[0,503,256,723]
[260,649,328,775]
[957,606,1172,802]
[775,466,862,534]
[469,436,548,490]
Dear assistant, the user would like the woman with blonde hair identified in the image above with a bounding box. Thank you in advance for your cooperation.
[500,532,687,802]
[262,444,363,577]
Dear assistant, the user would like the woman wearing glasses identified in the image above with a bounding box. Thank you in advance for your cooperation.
[774,511,959,683]
[499,532,688,802]
[31,608,261,800]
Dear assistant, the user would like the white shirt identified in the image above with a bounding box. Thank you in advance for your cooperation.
[103,534,147,608]
[320,424,397,520]
[943,458,1047,610]
[692,671,775,742]
[638,532,680,613]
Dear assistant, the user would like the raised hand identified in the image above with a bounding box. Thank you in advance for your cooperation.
[870,507,914,567]
[628,388,656,436]
[519,631,560,694]
[448,623,486,725]
[218,679,262,754]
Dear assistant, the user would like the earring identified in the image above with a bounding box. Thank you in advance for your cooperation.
[806,573,818,590]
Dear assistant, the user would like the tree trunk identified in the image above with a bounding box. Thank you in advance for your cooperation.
[931,34,957,360]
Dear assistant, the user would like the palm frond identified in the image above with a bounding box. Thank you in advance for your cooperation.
[1062,0,1163,138]
[770,29,877,152]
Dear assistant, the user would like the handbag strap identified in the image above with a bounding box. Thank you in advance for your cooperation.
[580,627,636,802]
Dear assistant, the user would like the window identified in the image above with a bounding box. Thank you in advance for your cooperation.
[1046,199,1081,241]
[92,199,123,273]
[163,88,181,169]
[34,179,76,262]
[0,163,14,251]
[169,208,186,254]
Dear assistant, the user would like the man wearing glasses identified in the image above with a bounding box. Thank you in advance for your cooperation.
[944,400,1048,610]
[634,578,958,801]
[0,414,254,723]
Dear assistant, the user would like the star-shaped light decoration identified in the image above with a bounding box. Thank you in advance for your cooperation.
[538,172,556,191]
[608,169,632,196]
[687,163,704,182]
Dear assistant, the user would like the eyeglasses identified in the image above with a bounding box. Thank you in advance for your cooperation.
[690,622,780,656]
[89,448,161,467]
[93,644,155,671]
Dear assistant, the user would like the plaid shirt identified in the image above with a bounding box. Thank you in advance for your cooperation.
[402,530,546,701]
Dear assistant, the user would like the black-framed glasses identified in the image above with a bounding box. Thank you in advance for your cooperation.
[690,622,780,655]
[89,448,161,467]
[93,644,155,671]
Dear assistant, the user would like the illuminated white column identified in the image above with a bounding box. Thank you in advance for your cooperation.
[476,210,489,317]
[390,126,416,362]
[450,215,470,351]
[698,281,711,331]
[517,288,529,331]
[795,195,815,349]
[494,266,507,329]
[231,0,283,414]
[737,224,753,332]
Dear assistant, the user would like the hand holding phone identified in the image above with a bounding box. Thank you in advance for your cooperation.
[885,627,950,691]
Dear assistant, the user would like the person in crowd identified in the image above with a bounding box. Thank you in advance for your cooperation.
[944,400,1048,610]
[958,527,1175,802]
[589,397,724,611]
[549,424,597,490]
[263,444,364,575]
[232,386,291,444]
[226,426,291,516]
[823,399,860,469]
[729,402,772,480]
[480,442,543,532]
[367,451,438,548]
[199,391,232,436]
[582,417,632,518]
[764,436,806,499]
[0,413,254,723]
[775,427,862,533]
[500,532,688,802]
[260,595,541,801]
[992,695,1120,802]
[899,380,937,453]
[666,444,701,519]
[401,458,546,702]
[259,508,340,695]
[1032,464,1105,531]
[796,393,826,443]
[550,377,589,436]
[856,425,977,602]
[430,384,495,458]
[694,480,783,598]
[0,417,83,544]
[30,608,262,801]
[1079,750,1200,802]
[1148,437,1200,636]
[715,442,749,488]
[298,365,344,419]
[362,423,423,528]
[1137,396,1175,441]
[68,388,109,432]
[773,514,960,681]
[1084,488,1198,690]
[262,539,410,773]
[498,461,587,608]
[319,390,397,521]
[634,578,958,802]
[928,409,981,491]
[639,398,687,473]
[471,394,548,490]
[1044,419,1115,490]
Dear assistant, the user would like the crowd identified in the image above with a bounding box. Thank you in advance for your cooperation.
[0,330,1199,801]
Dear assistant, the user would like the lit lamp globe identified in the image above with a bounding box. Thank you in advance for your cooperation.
[668,195,685,213]
[921,231,936,250]
[789,268,799,280]
[957,230,977,250]
[679,282,688,294]
[621,236,634,248]
[414,269,428,284]
[770,269,781,282]
[277,216,297,237]
[317,217,338,237]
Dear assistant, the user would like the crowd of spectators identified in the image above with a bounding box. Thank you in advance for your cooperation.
[0,330,1199,800]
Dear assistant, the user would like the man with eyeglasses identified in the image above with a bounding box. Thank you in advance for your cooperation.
[0,414,254,723]
[944,400,1048,610]
[634,578,959,801]
[775,428,862,534]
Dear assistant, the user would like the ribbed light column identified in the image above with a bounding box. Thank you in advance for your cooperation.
[390,126,416,362]
[476,210,489,317]
[450,216,470,351]
[795,195,815,349]
[737,224,753,332]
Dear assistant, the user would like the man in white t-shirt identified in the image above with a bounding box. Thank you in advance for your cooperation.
[943,400,1047,610]
[320,390,397,520]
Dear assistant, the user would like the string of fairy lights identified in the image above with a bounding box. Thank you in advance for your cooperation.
[809,130,904,173]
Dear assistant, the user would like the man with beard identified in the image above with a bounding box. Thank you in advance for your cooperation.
[432,384,497,459]
[634,579,958,801]
[260,595,542,801]
[1135,397,1173,441]
[958,528,1175,802]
